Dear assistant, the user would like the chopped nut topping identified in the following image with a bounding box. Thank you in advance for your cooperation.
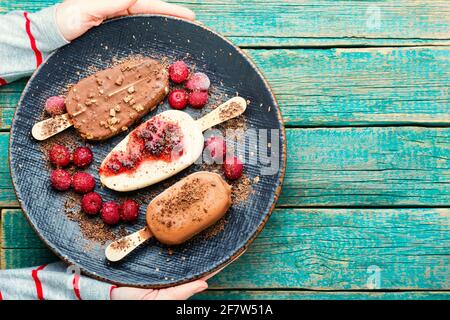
[121,126,128,131]
[127,86,135,94]
[96,78,103,86]
[100,120,107,127]
[115,75,124,86]
[123,95,133,103]
[132,104,144,112]
[99,89,104,95]
[114,105,121,112]
[128,98,136,106]
[85,99,96,106]
[110,126,118,132]
[110,109,116,117]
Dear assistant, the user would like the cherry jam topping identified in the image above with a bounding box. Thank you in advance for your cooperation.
[100,117,184,176]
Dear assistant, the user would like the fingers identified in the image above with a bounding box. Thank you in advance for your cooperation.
[128,0,196,21]
[154,280,208,300]
[111,286,155,300]
[82,0,138,18]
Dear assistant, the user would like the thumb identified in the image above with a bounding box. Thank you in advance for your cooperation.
[154,280,208,300]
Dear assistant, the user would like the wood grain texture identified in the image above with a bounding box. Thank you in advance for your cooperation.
[1,127,449,208]
[194,290,450,300]
[281,127,450,207]
[0,133,16,207]
[1,209,45,249]
[247,47,450,126]
[1,248,57,269]
[2,208,449,290]
[1,47,449,128]
[0,0,449,46]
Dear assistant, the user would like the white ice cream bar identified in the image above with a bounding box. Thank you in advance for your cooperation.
[99,97,247,192]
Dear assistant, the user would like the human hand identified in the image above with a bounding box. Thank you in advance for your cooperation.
[111,249,246,300]
[56,0,195,41]
[111,280,208,300]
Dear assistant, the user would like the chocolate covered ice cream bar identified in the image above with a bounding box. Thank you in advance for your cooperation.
[32,57,169,141]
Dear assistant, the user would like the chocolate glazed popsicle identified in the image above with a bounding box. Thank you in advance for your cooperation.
[32,57,169,141]
[105,172,232,262]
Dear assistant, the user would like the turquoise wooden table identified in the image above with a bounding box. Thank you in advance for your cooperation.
[0,0,449,300]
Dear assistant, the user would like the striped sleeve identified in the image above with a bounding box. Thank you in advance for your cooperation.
[0,262,115,300]
[0,5,69,86]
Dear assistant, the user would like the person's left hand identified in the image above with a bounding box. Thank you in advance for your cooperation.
[56,0,195,41]
[111,280,208,300]
[110,250,246,300]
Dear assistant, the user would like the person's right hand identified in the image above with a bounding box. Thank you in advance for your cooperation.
[56,0,195,41]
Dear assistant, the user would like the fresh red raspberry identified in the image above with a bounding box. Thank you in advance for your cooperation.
[49,144,71,167]
[120,199,140,222]
[168,89,188,110]
[185,72,210,91]
[101,201,121,225]
[223,156,244,180]
[72,172,95,194]
[73,146,93,168]
[188,90,208,109]
[50,169,71,191]
[168,61,189,83]
[204,136,226,162]
[45,96,66,116]
[81,192,103,215]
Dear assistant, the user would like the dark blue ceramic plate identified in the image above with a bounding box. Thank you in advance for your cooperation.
[10,15,286,287]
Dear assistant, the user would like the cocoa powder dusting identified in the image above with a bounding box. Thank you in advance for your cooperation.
[219,102,245,121]
[202,217,228,240]
[231,174,254,203]
[65,197,127,245]
[156,178,209,228]
[110,237,131,250]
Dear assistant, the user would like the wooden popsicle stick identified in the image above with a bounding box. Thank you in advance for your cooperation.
[31,113,73,141]
[197,96,247,132]
[105,227,153,262]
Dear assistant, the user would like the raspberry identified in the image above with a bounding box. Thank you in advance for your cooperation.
[50,169,71,191]
[72,172,95,194]
[204,136,226,162]
[168,89,188,110]
[188,90,208,109]
[223,156,244,180]
[168,61,189,83]
[73,146,93,168]
[45,96,66,116]
[101,201,121,225]
[81,192,103,215]
[185,72,210,91]
[120,199,140,222]
[48,144,71,167]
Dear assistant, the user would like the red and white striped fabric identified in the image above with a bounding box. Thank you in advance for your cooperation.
[0,5,69,86]
[0,262,115,300]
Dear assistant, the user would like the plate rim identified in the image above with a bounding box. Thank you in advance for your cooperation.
[8,14,287,288]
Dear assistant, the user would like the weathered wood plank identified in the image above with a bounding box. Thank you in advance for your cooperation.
[1,127,449,207]
[2,208,449,290]
[281,127,450,206]
[0,248,57,269]
[247,47,450,126]
[1,1,448,46]
[1,47,449,128]
[195,290,450,300]
[1,209,45,249]
[0,133,17,207]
